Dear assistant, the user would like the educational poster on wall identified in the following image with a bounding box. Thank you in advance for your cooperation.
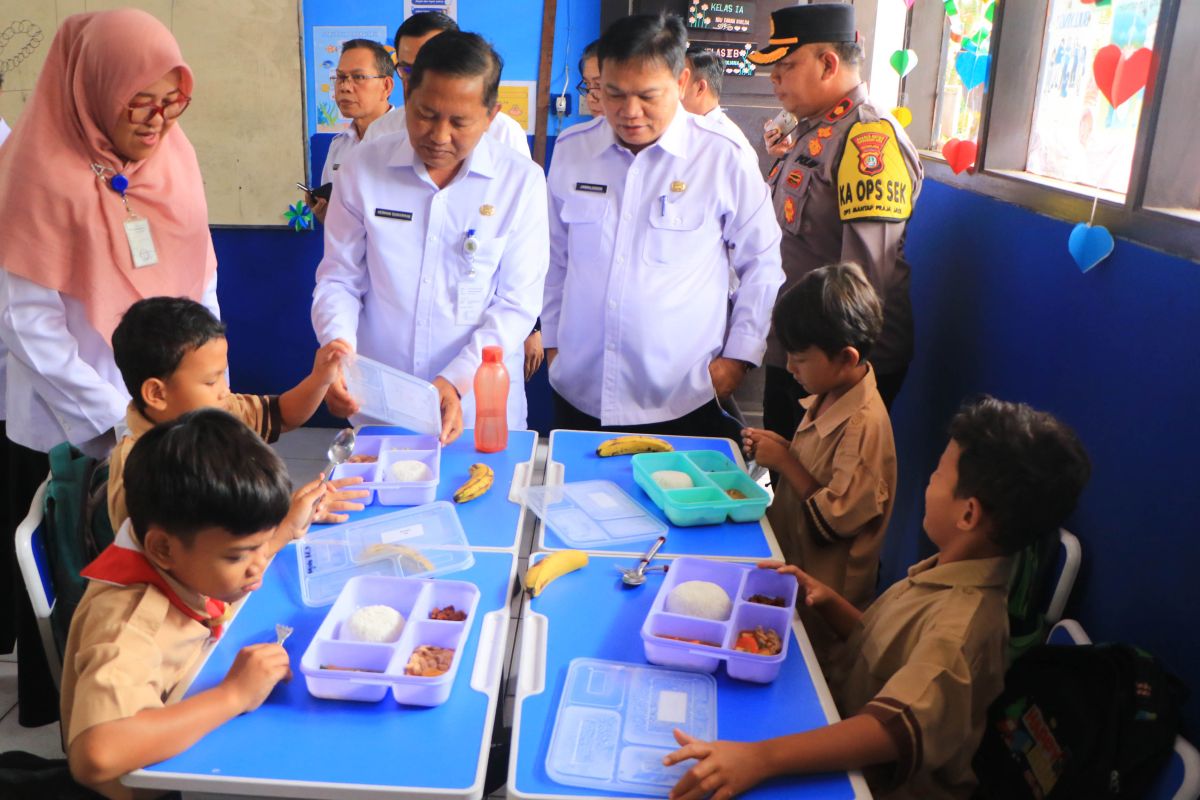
[404,0,457,20]
[688,40,757,77]
[498,81,534,135]
[687,2,756,34]
[312,25,387,133]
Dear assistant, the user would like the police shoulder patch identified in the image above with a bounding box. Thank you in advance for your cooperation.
[836,120,913,223]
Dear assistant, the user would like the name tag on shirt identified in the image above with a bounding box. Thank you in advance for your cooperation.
[123,217,159,268]
[375,208,413,221]
[575,182,607,194]
[456,283,487,326]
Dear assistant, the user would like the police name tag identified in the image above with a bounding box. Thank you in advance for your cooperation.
[456,283,487,326]
[123,217,158,268]
[575,182,607,194]
[375,208,413,221]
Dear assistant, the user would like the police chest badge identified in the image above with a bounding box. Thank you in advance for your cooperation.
[768,163,782,181]
[783,195,797,225]
[786,169,804,188]
[836,120,914,223]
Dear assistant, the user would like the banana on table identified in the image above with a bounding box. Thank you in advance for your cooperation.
[523,550,589,597]
[453,463,495,503]
[595,435,673,457]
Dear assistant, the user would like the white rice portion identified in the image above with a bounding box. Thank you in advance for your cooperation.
[666,580,733,621]
[651,470,694,490]
[344,604,406,643]
[389,459,433,482]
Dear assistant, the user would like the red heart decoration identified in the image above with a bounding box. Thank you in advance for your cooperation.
[942,138,978,174]
[1093,45,1153,108]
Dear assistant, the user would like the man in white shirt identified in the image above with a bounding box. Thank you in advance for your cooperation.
[366,12,529,157]
[682,47,758,162]
[543,14,784,438]
[311,39,396,225]
[312,32,548,442]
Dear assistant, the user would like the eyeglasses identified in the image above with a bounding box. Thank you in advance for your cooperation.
[332,72,390,86]
[126,93,191,124]
[575,79,600,98]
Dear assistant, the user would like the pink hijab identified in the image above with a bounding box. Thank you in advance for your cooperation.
[0,9,216,343]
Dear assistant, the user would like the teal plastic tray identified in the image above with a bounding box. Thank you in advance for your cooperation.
[631,451,770,527]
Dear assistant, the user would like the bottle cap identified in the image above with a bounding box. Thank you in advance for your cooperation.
[482,345,503,363]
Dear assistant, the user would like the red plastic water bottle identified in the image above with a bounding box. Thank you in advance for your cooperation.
[474,345,509,453]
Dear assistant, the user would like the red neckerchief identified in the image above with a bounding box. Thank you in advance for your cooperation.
[82,532,228,640]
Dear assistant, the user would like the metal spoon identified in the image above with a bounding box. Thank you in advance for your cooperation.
[619,536,667,587]
[320,428,356,481]
[714,396,760,475]
[275,623,293,646]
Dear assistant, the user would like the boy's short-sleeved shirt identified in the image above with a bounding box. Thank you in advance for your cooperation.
[831,554,1014,800]
[765,365,896,610]
[59,529,217,748]
[107,394,281,529]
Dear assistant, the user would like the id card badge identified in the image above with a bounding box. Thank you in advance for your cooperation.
[123,216,159,268]
[456,282,487,326]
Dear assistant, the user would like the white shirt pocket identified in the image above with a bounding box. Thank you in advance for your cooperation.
[560,194,608,266]
[644,199,704,266]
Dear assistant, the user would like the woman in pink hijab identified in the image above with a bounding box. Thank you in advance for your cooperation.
[0,9,217,726]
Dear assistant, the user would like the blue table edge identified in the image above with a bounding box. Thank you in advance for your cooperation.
[123,550,519,799]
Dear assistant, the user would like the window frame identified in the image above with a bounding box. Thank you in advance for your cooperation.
[902,0,1200,261]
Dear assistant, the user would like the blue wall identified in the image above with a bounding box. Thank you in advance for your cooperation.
[890,180,1200,736]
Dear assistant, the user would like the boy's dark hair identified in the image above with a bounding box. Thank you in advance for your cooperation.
[949,396,1091,553]
[340,38,394,78]
[394,11,457,51]
[577,39,599,76]
[112,297,226,412]
[409,31,503,109]
[772,262,883,361]
[125,409,292,544]
[598,14,687,77]
[686,47,724,99]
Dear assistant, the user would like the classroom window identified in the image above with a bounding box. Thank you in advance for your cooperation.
[931,0,995,150]
[1024,0,1160,194]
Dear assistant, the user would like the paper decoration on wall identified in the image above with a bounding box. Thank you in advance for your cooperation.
[0,19,44,75]
[1068,197,1114,273]
[942,138,978,174]
[1092,45,1153,109]
[955,50,991,90]
[1080,0,1112,6]
[985,1,995,21]
[902,0,916,8]
[889,49,918,78]
[1068,223,1115,272]
[944,0,958,16]
[891,106,913,128]
[284,201,314,232]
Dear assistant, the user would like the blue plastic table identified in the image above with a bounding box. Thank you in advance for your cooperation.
[314,426,537,550]
[537,430,780,560]
[508,553,867,799]
[124,548,516,799]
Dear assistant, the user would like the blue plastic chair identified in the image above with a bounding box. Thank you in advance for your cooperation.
[13,476,61,690]
[1048,619,1200,800]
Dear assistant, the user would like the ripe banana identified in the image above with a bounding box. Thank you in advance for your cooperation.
[524,550,589,597]
[453,462,494,503]
[595,435,674,457]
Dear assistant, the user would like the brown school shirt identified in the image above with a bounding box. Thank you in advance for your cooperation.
[59,560,215,751]
[765,365,896,611]
[107,394,282,528]
[831,554,1014,800]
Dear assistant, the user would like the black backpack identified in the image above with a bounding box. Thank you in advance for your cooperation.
[973,643,1188,799]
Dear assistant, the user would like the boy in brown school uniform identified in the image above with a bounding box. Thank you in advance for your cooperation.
[741,262,896,657]
[108,296,367,529]
[62,410,307,799]
[667,396,1091,800]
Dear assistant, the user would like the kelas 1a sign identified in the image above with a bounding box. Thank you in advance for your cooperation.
[687,1,757,34]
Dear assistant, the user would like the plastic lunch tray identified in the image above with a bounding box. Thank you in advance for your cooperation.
[330,433,440,506]
[631,450,771,526]
[300,575,480,706]
[340,355,443,505]
[519,480,667,549]
[296,502,474,607]
[641,557,798,683]
[545,658,717,796]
